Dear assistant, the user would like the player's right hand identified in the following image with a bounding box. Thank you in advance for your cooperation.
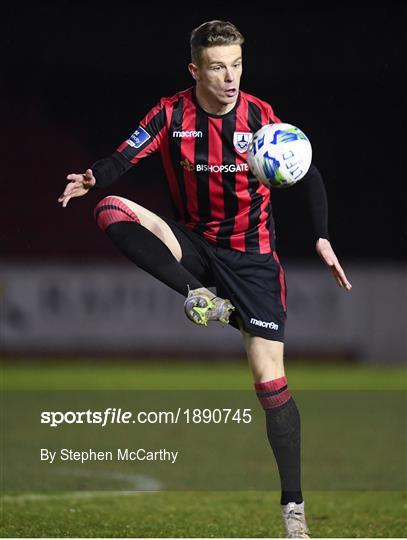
[58,169,96,207]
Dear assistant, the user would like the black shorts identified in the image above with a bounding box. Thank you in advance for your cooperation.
[163,218,287,342]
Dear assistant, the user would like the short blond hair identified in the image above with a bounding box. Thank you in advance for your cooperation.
[190,20,245,65]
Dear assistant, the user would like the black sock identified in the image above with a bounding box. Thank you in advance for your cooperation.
[105,221,203,296]
[255,377,303,506]
[265,399,303,505]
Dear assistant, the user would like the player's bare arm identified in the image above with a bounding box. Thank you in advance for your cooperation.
[58,168,96,207]
[316,238,352,290]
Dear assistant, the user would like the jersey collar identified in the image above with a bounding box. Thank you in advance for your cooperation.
[192,87,241,119]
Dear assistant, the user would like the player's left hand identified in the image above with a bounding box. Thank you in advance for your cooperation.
[316,238,352,291]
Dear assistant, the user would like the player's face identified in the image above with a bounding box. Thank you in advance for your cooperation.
[190,45,243,108]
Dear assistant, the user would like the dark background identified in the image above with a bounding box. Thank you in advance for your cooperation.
[2,3,405,263]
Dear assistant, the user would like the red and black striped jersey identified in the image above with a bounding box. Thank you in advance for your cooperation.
[115,87,281,253]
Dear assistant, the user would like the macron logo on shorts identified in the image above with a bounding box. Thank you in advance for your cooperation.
[250,318,279,330]
[127,127,151,148]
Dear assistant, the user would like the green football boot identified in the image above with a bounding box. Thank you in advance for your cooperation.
[184,287,235,327]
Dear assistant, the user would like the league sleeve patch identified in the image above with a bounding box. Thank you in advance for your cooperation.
[127,126,151,148]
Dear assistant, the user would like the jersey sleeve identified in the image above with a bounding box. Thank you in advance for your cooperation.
[292,164,329,241]
[115,99,168,165]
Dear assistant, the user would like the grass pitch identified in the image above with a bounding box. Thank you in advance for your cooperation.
[2,490,406,538]
[1,359,406,538]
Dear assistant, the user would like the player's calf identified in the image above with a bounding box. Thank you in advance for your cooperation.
[93,198,206,297]
[255,376,309,538]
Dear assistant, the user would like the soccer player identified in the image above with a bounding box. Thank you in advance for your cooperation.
[58,20,351,538]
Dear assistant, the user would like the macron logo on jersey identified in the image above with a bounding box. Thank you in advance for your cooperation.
[250,318,279,330]
[173,130,203,138]
[127,127,151,148]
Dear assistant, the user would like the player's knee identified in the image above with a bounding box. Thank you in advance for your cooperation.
[94,196,141,232]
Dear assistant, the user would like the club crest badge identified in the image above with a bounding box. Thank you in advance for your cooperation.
[233,132,253,154]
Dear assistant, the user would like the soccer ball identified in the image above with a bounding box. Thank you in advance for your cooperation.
[247,123,312,188]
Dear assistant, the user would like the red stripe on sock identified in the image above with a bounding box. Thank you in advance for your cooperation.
[255,376,287,392]
[258,388,291,409]
[94,197,140,231]
[255,376,291,409]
